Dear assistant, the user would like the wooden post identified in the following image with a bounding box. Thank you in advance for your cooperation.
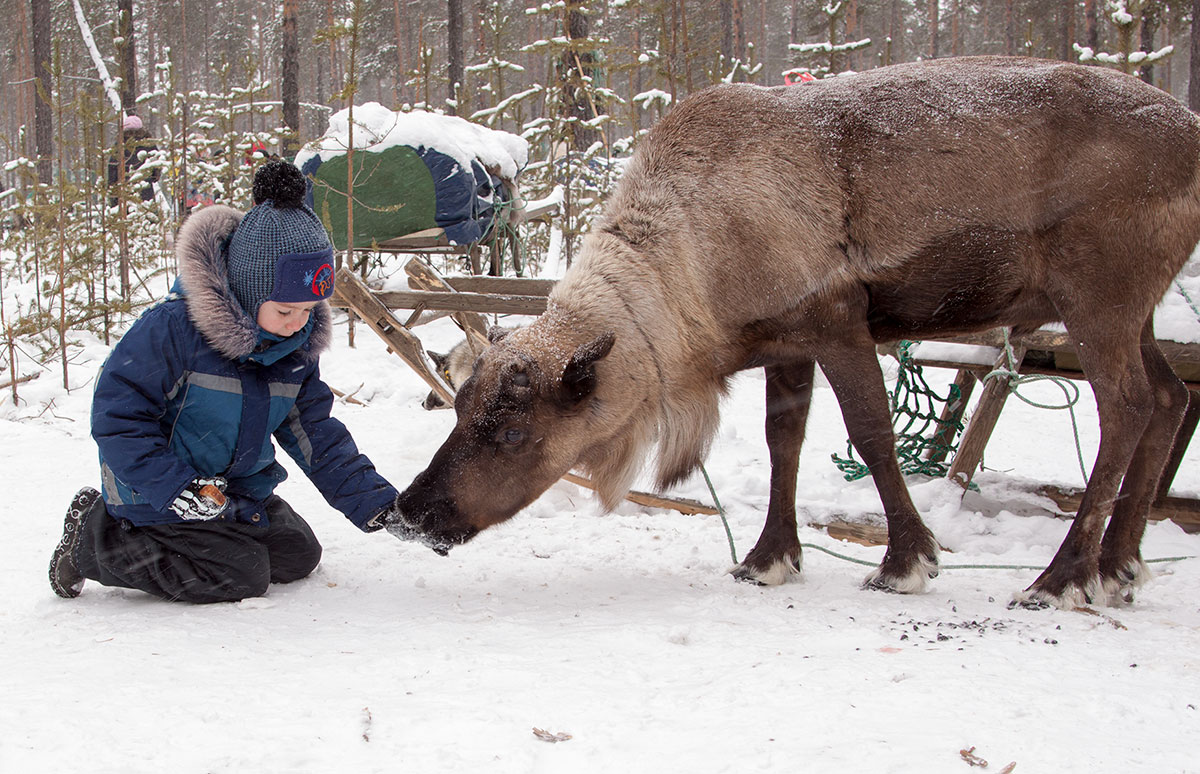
[404,258,492,354]
[332,267,455,404]
[946,341,1026,488]
[925,369,977,465]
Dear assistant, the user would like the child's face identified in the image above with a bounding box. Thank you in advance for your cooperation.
[257,300,319,337]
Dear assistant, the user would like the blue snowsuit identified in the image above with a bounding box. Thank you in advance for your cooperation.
[92,205,397,528]
[74,204,397,602]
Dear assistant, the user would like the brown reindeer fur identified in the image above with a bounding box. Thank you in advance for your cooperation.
[396,57,1200,609]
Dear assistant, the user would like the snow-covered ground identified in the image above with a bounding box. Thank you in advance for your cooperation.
[3,277,1200,772]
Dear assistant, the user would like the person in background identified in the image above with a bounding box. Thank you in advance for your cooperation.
[107,113,160,204]
[50,159,403,603]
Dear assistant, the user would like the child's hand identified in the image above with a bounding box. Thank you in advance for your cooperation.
[170,477,229,521]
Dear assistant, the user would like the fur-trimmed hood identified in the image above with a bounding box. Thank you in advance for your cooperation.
[174,204,332,361]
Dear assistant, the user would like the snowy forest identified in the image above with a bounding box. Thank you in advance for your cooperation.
[5,9,1200,766]
[1,0,1199,394]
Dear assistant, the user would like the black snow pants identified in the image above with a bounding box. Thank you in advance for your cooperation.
[74,494,323,604]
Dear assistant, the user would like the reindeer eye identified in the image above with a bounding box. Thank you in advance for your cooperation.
[498,427,526,446]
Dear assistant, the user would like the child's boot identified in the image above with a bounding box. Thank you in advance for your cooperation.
[49,487,101,598]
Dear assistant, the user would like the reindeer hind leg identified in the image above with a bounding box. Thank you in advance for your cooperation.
[1013,318,1153,609]
[1098,321,1190,605]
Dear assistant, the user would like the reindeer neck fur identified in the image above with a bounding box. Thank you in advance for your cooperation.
[539,229,727,508]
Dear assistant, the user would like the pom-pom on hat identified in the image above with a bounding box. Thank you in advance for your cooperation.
[227,159,336,320]
[122,114,143,131]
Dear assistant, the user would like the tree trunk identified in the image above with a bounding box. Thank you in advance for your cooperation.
[31,0,53,184]
[476,0,488,56]
[734,0,746,66]
[562,2,597,152]
[393,0,406,105]
[1191,0,1200,109]
[326,0,341,108]
[951,0,961,56]
[828,7,841,73]
[632,26,642,132]
[1005,0,1016,55]
[1060,0,1075,61]
[1085,0,1099,51]
[117,0,137,114]
[1140,0,1160,85]
[282,0,300,158]
[448,0,464,115]
[678,0,693,92]
[178,0,191,231]
[759,0,767,82]
[720,0,732,67]
[929,0,939,58]
[847,0,858,68]
[12,1,33,160]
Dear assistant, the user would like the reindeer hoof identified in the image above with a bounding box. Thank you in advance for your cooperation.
[861,551,939,594]
[1007,593,1053,611]
[1099,557,1151,607]
[729,553,801,586]
[1009,578,1098,611]
[730,567,768,586]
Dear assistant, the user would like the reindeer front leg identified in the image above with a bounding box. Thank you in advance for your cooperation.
[817,331,940,593]
[733,359,815,585]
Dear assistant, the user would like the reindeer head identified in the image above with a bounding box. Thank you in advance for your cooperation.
[395,327,617,552]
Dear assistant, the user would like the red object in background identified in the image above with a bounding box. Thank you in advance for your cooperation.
[186,188,216,210]
[244,142,271,165]
[784,72,816,85]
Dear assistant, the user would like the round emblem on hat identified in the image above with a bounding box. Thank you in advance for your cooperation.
[310,263,334,297]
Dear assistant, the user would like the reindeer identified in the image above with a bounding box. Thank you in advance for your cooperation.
[391,57,1200,609]
[421,339,478,410]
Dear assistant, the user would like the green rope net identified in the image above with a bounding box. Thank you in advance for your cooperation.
[832,341,964,481]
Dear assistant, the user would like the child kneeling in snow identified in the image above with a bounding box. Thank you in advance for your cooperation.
[50,160,402,603]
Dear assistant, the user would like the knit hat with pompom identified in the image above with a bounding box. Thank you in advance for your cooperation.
[226,159,336,319]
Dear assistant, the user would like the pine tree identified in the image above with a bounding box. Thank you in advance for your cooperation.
[1074,0,1173,76]
[787,1,872,80]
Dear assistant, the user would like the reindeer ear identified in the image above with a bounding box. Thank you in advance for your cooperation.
[487,326,511,344]
[561,332,615,404]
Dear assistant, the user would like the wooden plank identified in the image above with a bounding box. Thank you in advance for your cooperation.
[926,328,1071,353]
[515,198,560,222]
[369,289,549,317]
[404,259,492,352]
[559,472,718,515]
[375,227,464,252]
[821,520,889,547]
[417,275,557,297]
[819,520,954,551]
[924,329,1200,367]
[925,369,977,465]
[332,268,455,405]
[947,340,1026,488]
[913,330,1198,497]
[1038,484,1200,533]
